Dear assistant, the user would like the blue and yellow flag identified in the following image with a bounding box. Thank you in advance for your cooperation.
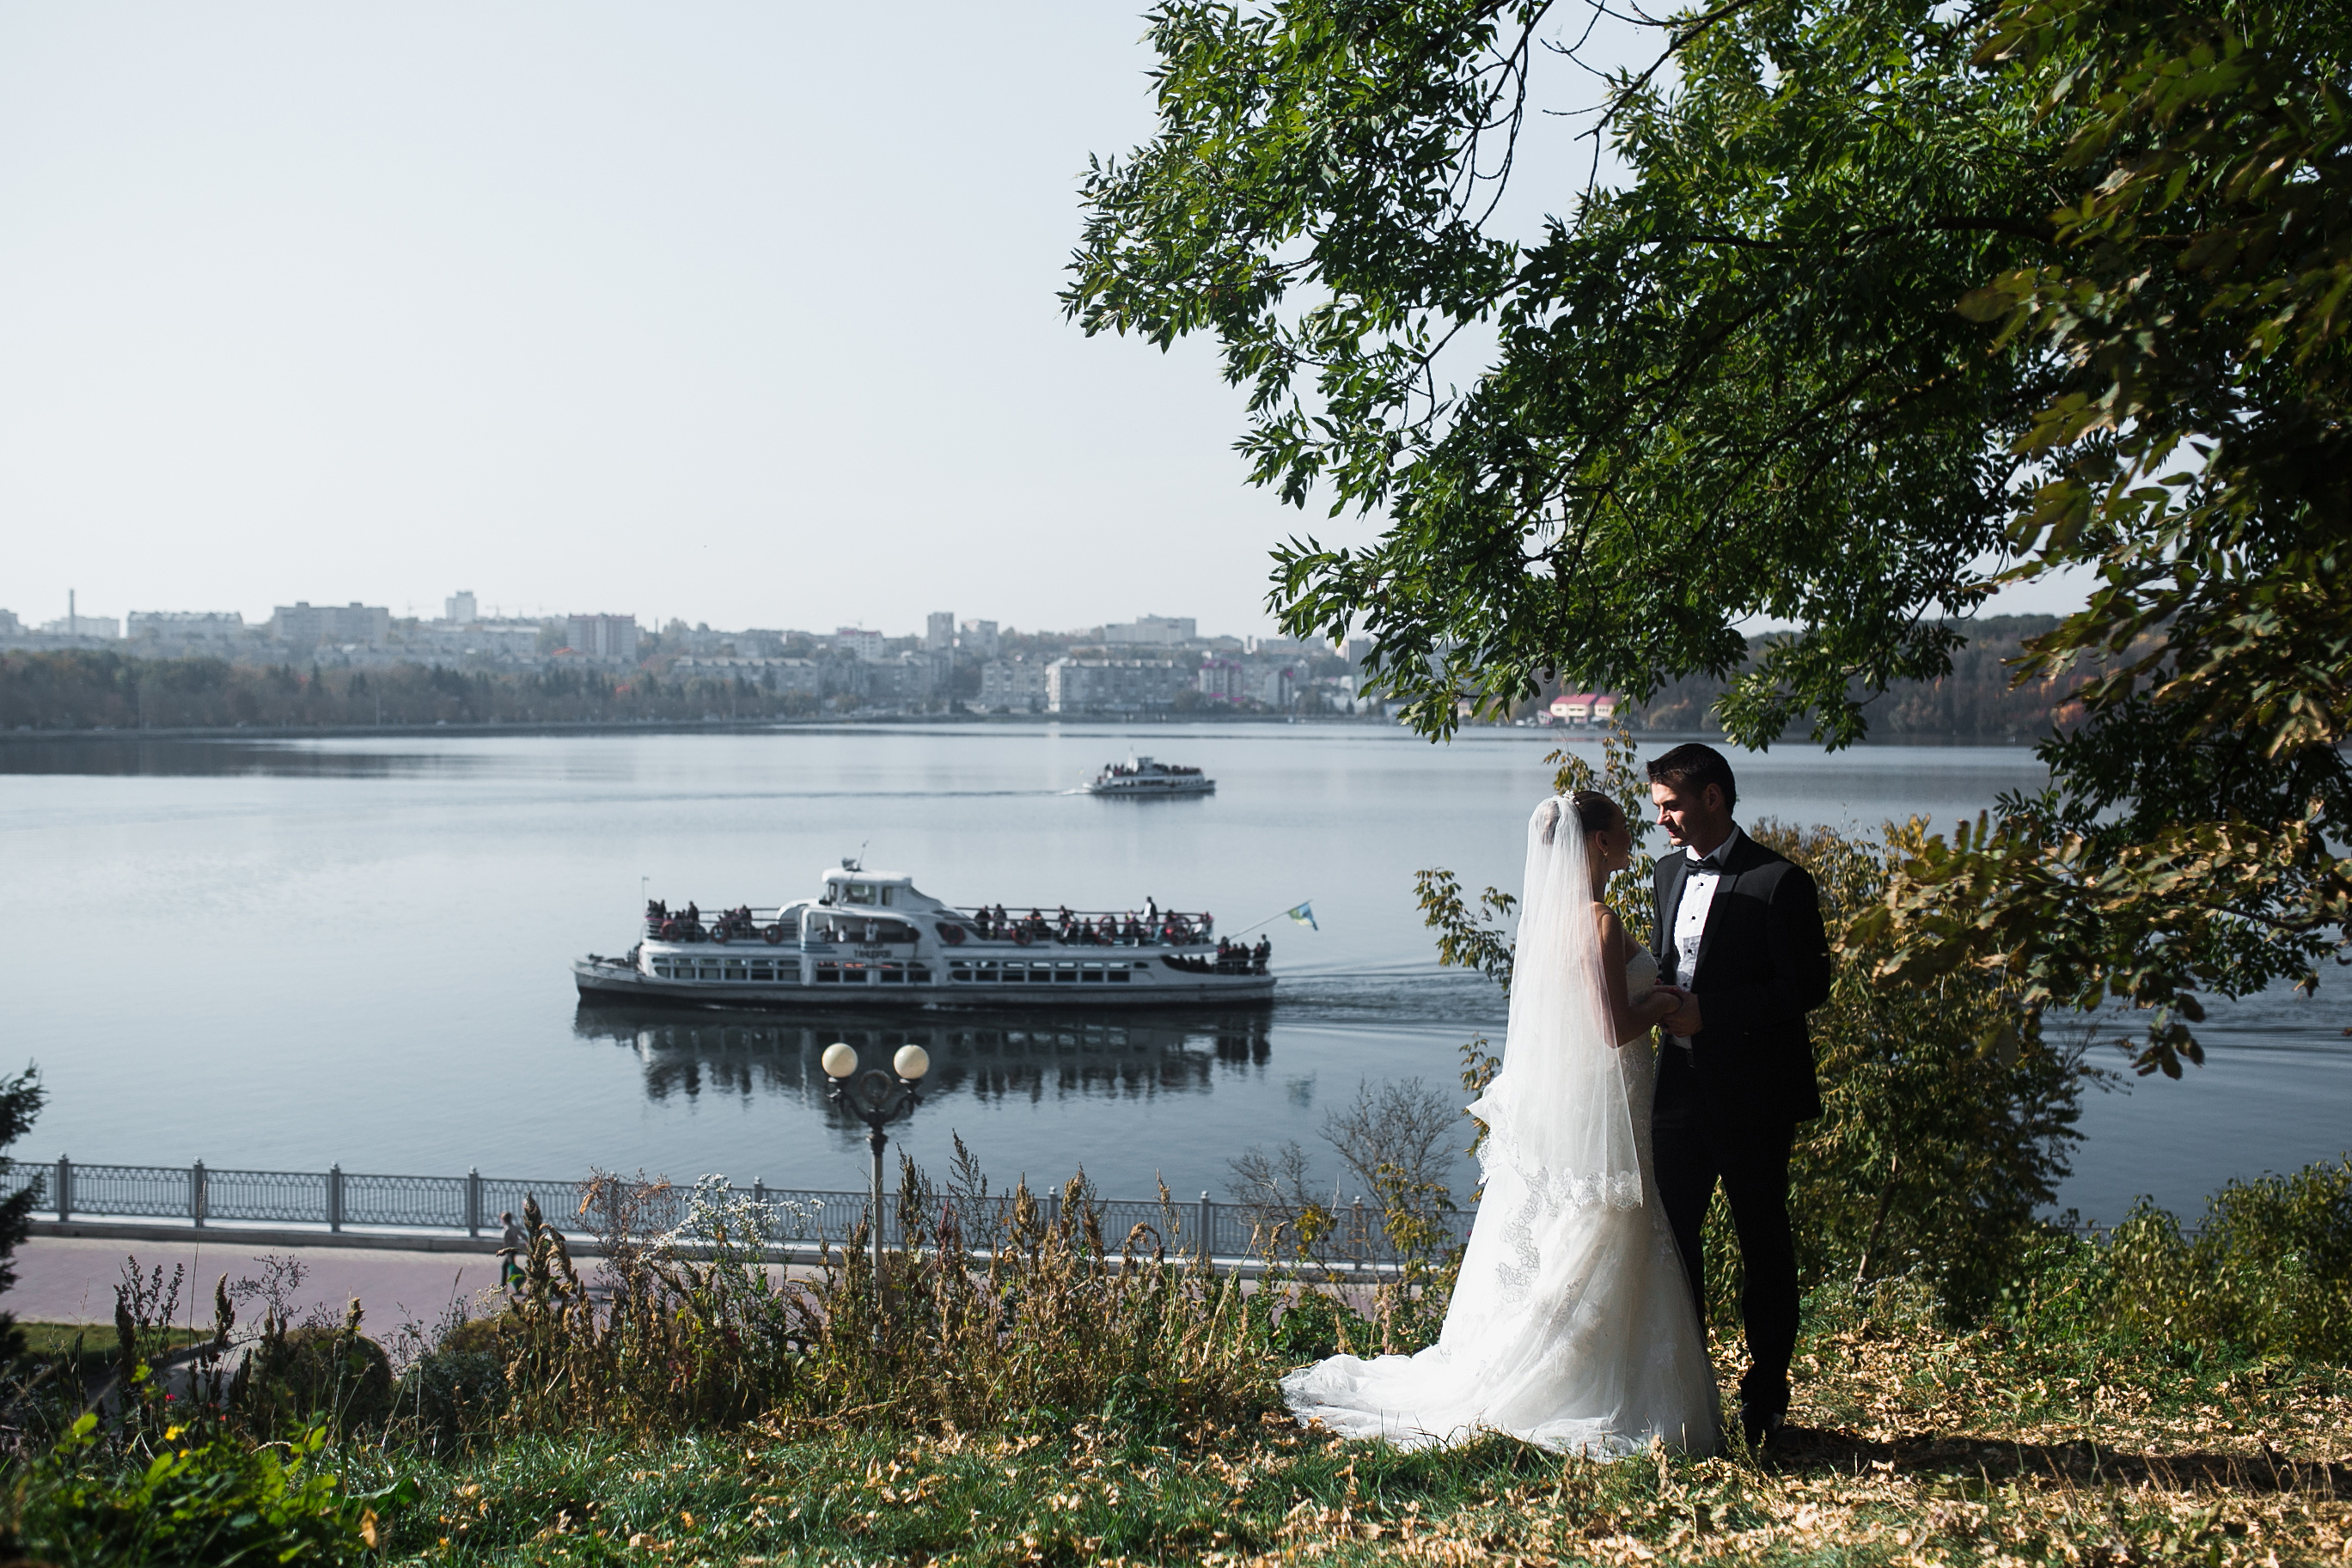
[1286,901,1318,931]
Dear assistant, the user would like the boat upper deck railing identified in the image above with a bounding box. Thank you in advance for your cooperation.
[644,906,795,940]
[951,906,1219,941]
[639,903,1226,943]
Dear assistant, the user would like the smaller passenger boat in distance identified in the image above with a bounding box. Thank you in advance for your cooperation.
[1084,756,1214,797]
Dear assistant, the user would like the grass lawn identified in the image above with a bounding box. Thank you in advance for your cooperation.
[359,1300,2352,1566]
[16,1318,211,1380]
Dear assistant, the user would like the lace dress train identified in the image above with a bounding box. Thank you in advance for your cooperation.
[1282,948,1720,1456]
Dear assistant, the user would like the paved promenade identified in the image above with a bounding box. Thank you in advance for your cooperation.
[15,1235,510,1330]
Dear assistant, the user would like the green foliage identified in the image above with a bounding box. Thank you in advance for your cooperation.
[0,1063,43,1364]
[1875,0,2352,1080]
[1068,0,2350,1069]
[1965,0,2352,777]
[4,1414,375,1566]
[1410,869,1517,992]
[2084,1159,2352,1366]
[1245,1284,1373,1364]
[235,1310,397,1437]
[402,1316,513,1450]
[1067,0,2067,745]
[1749,820,2086,1321]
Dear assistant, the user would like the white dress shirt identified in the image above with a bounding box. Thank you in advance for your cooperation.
[1669,825,1742,1046]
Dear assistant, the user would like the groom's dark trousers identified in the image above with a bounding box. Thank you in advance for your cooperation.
[1651,833,1833,1426]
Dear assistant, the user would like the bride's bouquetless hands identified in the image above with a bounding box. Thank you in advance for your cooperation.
[1635,985,1687,1030]
[1660,991,1703,1036]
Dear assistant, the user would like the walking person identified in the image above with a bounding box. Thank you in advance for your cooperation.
[498,1209,528,1292]
[1646,742,1833,1449]
[1283,793,1720,1455]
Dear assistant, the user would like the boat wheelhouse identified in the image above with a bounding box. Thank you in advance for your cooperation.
[573,863,1277,1009]
[1084,756,1214,797]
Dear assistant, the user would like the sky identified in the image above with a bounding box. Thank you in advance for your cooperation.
[0,3,2085,640]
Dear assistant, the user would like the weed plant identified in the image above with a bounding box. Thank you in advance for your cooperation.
[792,1153,1272,1434]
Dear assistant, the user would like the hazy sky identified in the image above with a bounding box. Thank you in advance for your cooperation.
[0,4,2081,639]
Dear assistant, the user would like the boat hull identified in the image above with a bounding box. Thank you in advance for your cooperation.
[573,955,1274,1010]
[1084,779,1214,797]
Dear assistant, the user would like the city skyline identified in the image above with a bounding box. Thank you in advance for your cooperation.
[0,584,1283,650]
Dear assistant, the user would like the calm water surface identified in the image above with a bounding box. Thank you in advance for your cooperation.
[3,723,2342,1222]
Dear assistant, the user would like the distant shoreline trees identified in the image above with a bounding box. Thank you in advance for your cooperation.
[2,633,2090,738]
[0,650,828,732]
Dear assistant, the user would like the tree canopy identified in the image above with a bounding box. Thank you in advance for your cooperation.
[1066,0,2349,1071]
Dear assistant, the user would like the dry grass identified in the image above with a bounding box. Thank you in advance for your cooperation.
[368,1279,2351,1565]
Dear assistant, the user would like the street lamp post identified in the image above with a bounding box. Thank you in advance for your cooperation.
[821,1041,931,1290]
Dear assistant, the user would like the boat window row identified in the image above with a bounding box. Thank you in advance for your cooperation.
[946,960,1140,984]
[651,958,802,983]
[815,962,932,985]
[648,958,943,985]
[647,954,1176,986]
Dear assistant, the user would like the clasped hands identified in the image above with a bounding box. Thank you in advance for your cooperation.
[1633,985,1702,1040]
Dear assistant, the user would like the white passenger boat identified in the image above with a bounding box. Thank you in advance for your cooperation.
[1084,756,1213,797]
[573,862,1277,1009]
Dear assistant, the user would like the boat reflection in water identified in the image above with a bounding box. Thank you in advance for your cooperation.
[571,1003,1273,1114]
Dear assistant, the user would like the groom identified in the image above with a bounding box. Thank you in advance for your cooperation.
[1646,743,1832,1448]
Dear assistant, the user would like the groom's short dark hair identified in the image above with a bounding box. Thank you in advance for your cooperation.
[1646,742,1738,811]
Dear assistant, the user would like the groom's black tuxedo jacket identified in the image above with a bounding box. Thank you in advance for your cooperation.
[1651,833,1834,1126]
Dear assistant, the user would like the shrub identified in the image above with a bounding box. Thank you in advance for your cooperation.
[3,1413,374,1566]
[232,1303,394,1435]
[0,1064,43,1365]
[1243,1284,1372,1363]
[400,1315,511,1449]
[1746,818,2087,1322]
[2094,1158,2352,1365]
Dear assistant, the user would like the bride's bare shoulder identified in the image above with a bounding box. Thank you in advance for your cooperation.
[1588,899,1629,950]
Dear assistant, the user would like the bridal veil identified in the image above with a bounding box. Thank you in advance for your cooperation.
[1467,796,1644,1212]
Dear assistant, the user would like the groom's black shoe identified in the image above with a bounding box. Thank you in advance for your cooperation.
[1737,1403,1787,1451]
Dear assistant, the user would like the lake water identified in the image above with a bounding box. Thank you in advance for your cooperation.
[3,723,2343,1223]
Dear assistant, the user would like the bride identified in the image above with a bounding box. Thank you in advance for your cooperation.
[1282,792,1722,1455]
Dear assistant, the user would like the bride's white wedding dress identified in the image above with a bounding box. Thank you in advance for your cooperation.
[1281,801,1721,1456]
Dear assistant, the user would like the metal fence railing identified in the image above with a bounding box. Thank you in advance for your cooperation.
[7,1156,1472,1269]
